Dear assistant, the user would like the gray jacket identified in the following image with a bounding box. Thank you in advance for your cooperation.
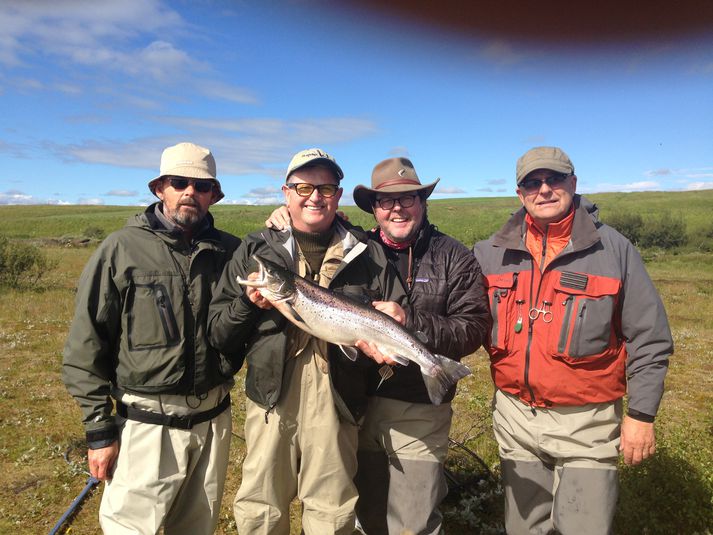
[62,204,241,446]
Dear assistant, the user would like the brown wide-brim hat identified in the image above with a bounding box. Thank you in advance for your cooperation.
[353,157,440,214]
[148,142,224,203]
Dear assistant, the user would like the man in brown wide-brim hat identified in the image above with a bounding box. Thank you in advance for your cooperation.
[263,155,490,534]
[351,157,490,535]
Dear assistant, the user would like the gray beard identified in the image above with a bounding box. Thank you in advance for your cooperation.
[172,209,203,228]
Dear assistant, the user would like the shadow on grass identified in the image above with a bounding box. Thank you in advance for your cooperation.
[616,449,713,534]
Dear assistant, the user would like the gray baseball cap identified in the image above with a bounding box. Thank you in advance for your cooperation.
[516,146,574,185]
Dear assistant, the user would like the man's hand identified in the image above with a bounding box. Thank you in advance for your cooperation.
[620,416,656,465]
[245,272,273,310]
[355,340,400,365]
[354,301,407,365]
[265,206,291,230]
[88,441,120,481]
[371,301,407,325]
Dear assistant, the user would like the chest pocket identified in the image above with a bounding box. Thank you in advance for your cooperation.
[127,279,181,350]
[484,273,518,354]
[548,274,621,359]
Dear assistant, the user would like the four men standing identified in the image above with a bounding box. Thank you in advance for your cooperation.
[63,144,671,534]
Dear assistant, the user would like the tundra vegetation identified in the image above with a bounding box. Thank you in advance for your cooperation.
[0,190,711,534]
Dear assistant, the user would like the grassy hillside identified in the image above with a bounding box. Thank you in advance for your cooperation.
[0,191,711,533]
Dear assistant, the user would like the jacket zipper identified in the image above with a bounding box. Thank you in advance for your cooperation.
[557,295,575,353]
[524,225,548,407]
[155,285,178,342]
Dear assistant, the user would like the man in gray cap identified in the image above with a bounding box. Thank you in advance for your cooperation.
[350,157,490,535]
[208,148,401,535]
[63,142,241,534]
[473,146,673,534]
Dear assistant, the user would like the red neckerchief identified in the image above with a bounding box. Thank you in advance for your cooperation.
[379,228,415,250]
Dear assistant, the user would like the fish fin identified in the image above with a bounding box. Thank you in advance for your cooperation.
[421,355,472,405]
[388,353,410,366]
[339,345,359,361]
[284,302,304,324]
[414,330,429,345]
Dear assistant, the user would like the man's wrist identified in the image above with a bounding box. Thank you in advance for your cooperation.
[627,408,655,423]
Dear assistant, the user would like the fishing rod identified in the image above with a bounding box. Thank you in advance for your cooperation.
[48,475,100,535]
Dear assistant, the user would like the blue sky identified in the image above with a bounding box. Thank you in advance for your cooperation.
[1,1,712,206]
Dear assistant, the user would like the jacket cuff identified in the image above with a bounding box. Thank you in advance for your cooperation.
[86,424,119,448]
[627,408,655,423]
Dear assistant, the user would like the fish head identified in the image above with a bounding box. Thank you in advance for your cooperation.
[237,255,296,302]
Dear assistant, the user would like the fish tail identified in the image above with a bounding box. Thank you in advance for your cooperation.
[421,356,471,405]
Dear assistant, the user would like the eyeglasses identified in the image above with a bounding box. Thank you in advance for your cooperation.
[167,177,215,194]
[374,194,418,210]
[285,182,340,198]
[518,174,571,194]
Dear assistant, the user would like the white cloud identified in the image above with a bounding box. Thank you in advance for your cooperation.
[582,181,660,193]
[685,182,713,191]
[50,116,379,178]
[201,82,259,105]
[0,1,254,104]
[387,146,410,156]
[435,187,466,194]
[106,189,139,197]
[77,197,105,205]
[644,168,672,177]
[0,189,33,204]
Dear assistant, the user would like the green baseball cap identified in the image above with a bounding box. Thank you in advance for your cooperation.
[516,146,574,185]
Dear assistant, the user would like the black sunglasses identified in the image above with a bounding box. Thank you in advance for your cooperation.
[519,174,571,194]
[167,177,214,194]
[286,182,340,198]
[374,194,418,210]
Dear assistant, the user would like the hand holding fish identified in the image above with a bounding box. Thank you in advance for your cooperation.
[355,340,401,366]
[371,300,407,325]
[244,272,273,310]
[356,300,406,365]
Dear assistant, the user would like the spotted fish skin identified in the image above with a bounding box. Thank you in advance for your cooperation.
[238,255,471,405]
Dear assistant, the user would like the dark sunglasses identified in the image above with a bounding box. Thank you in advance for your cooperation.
[167,177,214,194]
[374,194,418,210]
[286,182,340,198]
[518,174,571,194]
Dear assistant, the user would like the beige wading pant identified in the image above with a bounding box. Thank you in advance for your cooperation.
[98,383,232,535]
[355,396,452,535]
[234,342,359,535]
[493,389,621,535]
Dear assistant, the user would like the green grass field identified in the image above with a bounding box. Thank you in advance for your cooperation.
[1,191,711,534]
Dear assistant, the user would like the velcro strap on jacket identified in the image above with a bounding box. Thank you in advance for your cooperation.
[116,394,230,429]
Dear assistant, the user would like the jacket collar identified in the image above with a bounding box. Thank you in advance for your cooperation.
[492,194,601,253]
[131,202,224,249]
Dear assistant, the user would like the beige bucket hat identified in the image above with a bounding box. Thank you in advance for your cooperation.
[148,142,224,202]
[516,146,574,185]
[353,157,439,213]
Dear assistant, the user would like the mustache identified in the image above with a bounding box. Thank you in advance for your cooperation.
[178,199,199,208]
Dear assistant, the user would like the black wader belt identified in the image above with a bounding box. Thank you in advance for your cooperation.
[116,394,230,429]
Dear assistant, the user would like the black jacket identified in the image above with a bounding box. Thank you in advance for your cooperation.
[368,222,490,404]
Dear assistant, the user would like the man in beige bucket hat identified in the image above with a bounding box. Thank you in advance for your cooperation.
[351,157,490,535]
[474,146,672,534]
[63,142,241,534]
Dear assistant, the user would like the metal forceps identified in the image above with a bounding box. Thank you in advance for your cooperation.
[528,301,553,323]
